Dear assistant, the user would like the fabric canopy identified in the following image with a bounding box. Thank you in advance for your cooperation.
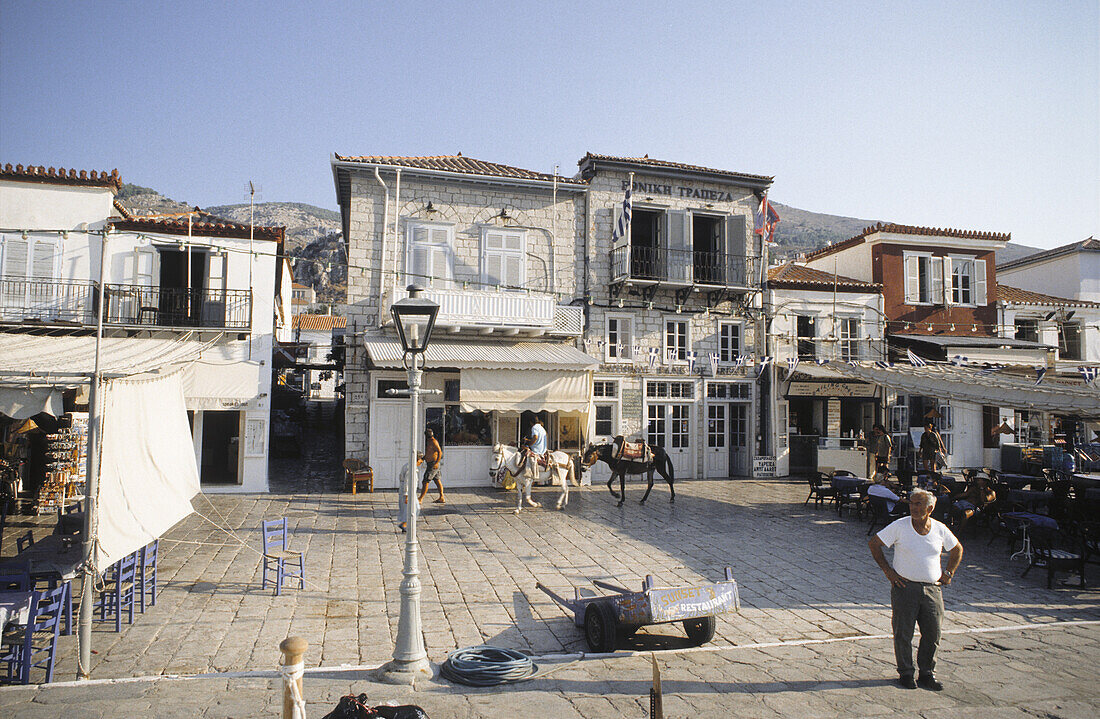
[0,333,216,384]
[796,361,1100,416]
[460,368,592,413]
[94,371,200,572]
[0,386,63,419]
[363,337,599,371]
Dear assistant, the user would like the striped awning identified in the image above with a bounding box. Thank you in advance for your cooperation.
[362,338,599,371]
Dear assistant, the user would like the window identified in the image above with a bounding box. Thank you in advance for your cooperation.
[938,405,953,455]
[903,253,934,304]
[406,221,454,288]
[795,315,816,359]
[665,319,688,361]
[443,406,492,446]
[1,233,61,313]
[669,405,689,448]
[618,206,747,285]
[1059,322,1082,360]
[593,379,619,438]
[647,381,694,399]
[481,227,525,289]
[1015,318,1039,343]
[718,322,742,363]
[838,317,860,362]
[948,255,986,306]
[706,382,750,399]
[376,379,409,398]
[605,315,634,362]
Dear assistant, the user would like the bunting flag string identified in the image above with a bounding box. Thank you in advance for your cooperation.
[708,352,719,377]
[1079,366,1098,384]
[874,360,893,369]
[756,356,773,377]
[647,347,659,371]
[1035,367,1047,386]
[950,355,970,367]
[665,348,677,365]
[814,358,830,366]
[786,356,799,374]
[907,348,927,367]
[632,343,641,361]
[686,350,697,373]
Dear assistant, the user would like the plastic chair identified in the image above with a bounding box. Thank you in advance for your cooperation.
[866,494,906,536]
[0,584,66,684]
[138,539,159,612]
[15,531,33,554]
[0,560,31,591]
[262,518,304,596]
[95,553,137,632]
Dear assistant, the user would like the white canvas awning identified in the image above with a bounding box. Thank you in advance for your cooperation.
[460,368,592,414]
[362,338,599,371]
[0,333,216,385]
[0,386,63,419]
[796,361,1100,416]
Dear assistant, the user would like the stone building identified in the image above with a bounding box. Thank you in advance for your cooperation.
[331,153,774,486]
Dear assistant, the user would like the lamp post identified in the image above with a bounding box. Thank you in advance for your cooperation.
[379,285,438,684]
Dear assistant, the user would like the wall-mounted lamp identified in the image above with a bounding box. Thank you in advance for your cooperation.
[808,316,815,325]
[905,322,912,330]
[676,305,682,314]
[971,324,977,332]
[617,298,624,308]
[424,201,437,214]
[21,230,28,239]
[926,323,933,332]
[497,208,510,220]
[949,323,956,331]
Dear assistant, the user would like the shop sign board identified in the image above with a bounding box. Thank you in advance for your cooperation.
[753,456,776,477]
[787,381,876,398]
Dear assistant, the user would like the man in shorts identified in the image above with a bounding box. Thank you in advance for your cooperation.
[418,428,445,504]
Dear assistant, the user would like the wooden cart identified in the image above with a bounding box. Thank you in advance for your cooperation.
[536,567,740,653]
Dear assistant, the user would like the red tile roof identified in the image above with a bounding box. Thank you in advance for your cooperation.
[110,209,285,243]
[578,153,773,184]
[997,285,1100,308]
[334,154,587,186]
[803,222,1011,262]
[293,314,347,331]
[767,262,881,291]
[1,163,121,191]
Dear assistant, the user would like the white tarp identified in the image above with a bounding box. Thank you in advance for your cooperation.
[460,368,593,414]
[0,386,63,419]
[0,333,215,381]
[94,372,200,572]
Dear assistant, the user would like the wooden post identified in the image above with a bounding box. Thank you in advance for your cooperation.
[650,652,664,719]
[279,636,308,719]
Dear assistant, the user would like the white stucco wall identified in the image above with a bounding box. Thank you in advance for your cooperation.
[0,181,115,231]
[999,253,1094,302]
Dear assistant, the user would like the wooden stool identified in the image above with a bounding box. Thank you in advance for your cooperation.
[342,459,373,494]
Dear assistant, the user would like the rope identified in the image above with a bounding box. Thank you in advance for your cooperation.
[278,660,307,719]
[439,645,537,686]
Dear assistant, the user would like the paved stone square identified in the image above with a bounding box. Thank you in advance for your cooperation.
[2,422,1098,716]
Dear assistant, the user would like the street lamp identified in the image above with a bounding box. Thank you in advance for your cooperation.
[379,285,438,684]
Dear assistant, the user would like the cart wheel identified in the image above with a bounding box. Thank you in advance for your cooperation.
[584,601,618,653]
[683,616,715,645]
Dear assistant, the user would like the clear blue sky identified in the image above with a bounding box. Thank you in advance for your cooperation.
[2,1,1096,249]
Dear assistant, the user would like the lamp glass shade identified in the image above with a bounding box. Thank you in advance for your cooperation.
[390,286,439,354]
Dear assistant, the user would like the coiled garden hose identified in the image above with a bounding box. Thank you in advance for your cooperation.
[439,645,537,686]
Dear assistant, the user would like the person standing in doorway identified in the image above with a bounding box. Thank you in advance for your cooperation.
[868,489,963,691]
[418,428,445,504]
[870,423,894,483]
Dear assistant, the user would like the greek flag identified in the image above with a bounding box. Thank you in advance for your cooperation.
[1035,367,1047,386]
[686,350,697,373]
[708,352,719,377]
[632,343,641,361]
[735,354,750,367]
[977,363,1002,376]
[756,355,773,377]
[907,348,927,367]
[648,346,658,371]
[786,356,799,373]
[615,342,624,358]
[665,348,677,365]
[1079,366,1098,384]
[612,185,632,244]
[814,358,830,366]
[950,355,969,367]
[874,360,893,369]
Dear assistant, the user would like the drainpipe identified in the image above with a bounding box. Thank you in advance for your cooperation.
[582,186,591,332]
[373,167,390,328]
[392,168,402,306]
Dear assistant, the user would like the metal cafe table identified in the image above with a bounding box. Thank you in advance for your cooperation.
[0,590,34,630]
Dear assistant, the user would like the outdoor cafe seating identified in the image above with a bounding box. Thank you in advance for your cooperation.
[0,583,67,684]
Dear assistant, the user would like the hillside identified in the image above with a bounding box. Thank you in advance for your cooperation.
[115,185,1044,304]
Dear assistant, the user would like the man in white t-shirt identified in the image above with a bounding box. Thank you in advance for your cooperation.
[869,489,963,691]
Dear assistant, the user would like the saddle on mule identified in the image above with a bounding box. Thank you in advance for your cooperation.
[614,436,653,464]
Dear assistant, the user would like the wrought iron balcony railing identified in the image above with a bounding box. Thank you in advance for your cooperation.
[610,246,758,288]
[0,276,251,330]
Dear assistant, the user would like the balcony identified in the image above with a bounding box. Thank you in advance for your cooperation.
[0,277,251,331]
[610,246,758,290]
[387,285,583,336]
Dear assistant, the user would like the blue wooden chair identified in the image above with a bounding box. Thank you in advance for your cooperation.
[95,552,137,632]
[0,560,31,591]
[261,518,304,596]
[15,531,33,554]
[138,539,159,612]
[0,583,67,684]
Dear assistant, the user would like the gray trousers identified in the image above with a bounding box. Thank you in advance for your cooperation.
[891,581,944,678]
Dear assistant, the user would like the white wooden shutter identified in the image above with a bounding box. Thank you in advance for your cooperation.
[206,251,226,292]
[430,246,452,289]
[725,215,747,285]
[664,210,691,282]
[903,254,919,303]
[1,237,29,278]
[31,239,58,279]
[931,256,945,305]
[974,258,987,306]
[134,249,156,286]
[941,256,953,304]
[776,400,789,450]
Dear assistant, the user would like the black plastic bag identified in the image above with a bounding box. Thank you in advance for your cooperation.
[321,693,430,719]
